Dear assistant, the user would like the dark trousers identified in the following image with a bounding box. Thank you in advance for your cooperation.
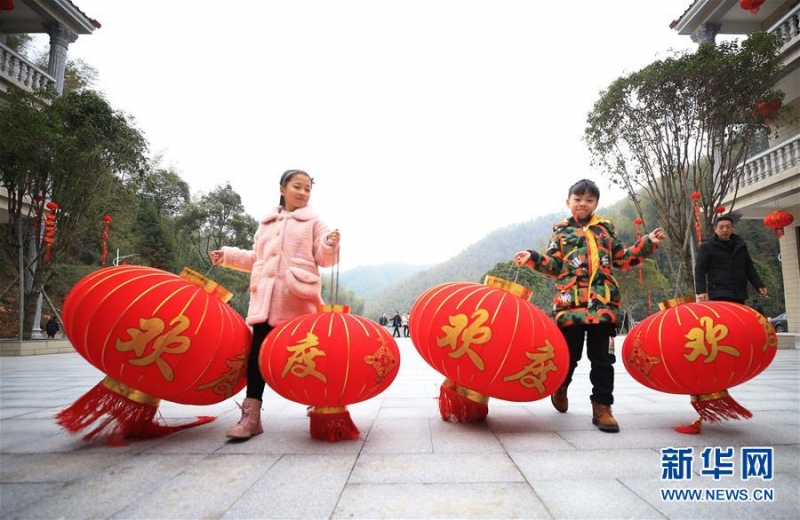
[246,322,274,400]
[392,326,401,337]
[560,324,616,405]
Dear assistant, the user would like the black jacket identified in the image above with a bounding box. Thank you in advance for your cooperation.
[694,233,764,302]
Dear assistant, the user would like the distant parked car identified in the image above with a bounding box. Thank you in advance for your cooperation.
[769,312,788,333]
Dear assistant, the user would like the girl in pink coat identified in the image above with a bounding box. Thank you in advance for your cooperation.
[209,169,340,440]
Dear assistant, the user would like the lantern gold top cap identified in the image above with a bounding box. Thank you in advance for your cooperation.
[483,275,532,301]
[180,267,233,303]
[319,304,351,314]
[658,295,695,310]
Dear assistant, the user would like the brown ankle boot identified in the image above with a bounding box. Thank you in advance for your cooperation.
[591,402,619,433]
[227,397,264,439]
[551,386,568,413]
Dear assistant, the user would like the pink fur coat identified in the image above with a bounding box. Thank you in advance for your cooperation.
[219,205,337,326]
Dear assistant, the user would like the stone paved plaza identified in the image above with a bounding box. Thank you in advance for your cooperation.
[1,338,798,519]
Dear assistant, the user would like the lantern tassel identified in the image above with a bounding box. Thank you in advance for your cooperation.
[438,379,489,423]
[308,406,360,442]
[674,417,703,435]
[690,390,752,423]
[55,377,215,446]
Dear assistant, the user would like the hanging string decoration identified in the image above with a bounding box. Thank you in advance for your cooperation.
[101,215,113,267]
[43,201,58,261]
[633,219,644,284]
[691,192,703,244]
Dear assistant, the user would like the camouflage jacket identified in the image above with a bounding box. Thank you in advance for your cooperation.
[526,214,657,328]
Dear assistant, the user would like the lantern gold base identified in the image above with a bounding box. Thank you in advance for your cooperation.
[55,377,215,446]
[308,406,360,442]
[689,390,753,423]
[439,379,489,422]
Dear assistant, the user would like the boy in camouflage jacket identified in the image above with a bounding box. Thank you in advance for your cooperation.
[514,179,665,432]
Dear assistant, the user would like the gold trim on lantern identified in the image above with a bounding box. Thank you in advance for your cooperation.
[101,376,160,407]
[691,390,730,403]
[483,275,532,301]
[179,267,233,303]
[442,378,490,405]
[311,406,348,414]
[319,304,351,314]
[658,295,695,310]
[692,390,730,403]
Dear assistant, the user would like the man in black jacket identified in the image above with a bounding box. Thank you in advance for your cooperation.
[694,215,767,304]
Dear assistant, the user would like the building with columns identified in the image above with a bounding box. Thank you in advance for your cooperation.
[0,0,98,99]
[672,0,800,337]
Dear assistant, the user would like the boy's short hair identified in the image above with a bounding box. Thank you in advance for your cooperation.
[568,179,600,199]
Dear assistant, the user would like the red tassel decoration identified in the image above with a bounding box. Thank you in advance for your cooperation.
[100,215,112,267]
[690,390,752,422]
[674,417,703,435]
[308,406,360,442]
[55,376,215,446]
[438,379,489,422]
[691,192,702,244]
[43,201,58,261]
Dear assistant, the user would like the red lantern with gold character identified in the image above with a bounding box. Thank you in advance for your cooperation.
[623,299,777,431]
[260,304,400,442]
[763,209,794,238]
[56,266,251,445]
[410,276,569,422]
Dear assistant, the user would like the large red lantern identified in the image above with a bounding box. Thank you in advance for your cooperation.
[56,266,251,445]
[410,276,569,422]
[260,304,400,442]
[763,209,794,238]
[623,299,777,432]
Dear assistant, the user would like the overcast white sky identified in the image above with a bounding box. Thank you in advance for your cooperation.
[57,0,696,271]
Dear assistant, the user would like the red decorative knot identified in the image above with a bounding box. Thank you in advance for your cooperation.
[739,0,765,15]
[715,207,726,214]
[691,192,701,200]
[633,219,643,226]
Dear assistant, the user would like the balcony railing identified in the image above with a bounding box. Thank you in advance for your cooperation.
[0,41,56,92]
[739,134,800,188]
[769,3,800,52]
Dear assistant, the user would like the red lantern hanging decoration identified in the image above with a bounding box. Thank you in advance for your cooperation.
[100,214,113,267]
[0,1,15,13]
[43,201,58,261]
[410,276,569,422]
[739,0,765,14]
[715,206,726,215]
[690,192,703,245]
[260,304,400,442]
[752,98,782,123]
[763,209,794,238]
[56,266,251,445]
[623,299,777,433]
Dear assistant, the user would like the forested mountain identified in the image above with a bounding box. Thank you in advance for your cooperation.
[349,200,785,322]
[357,212,562,319]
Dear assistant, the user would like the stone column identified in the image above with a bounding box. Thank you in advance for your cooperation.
[43,22,77,95]
[691,22,721,45]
